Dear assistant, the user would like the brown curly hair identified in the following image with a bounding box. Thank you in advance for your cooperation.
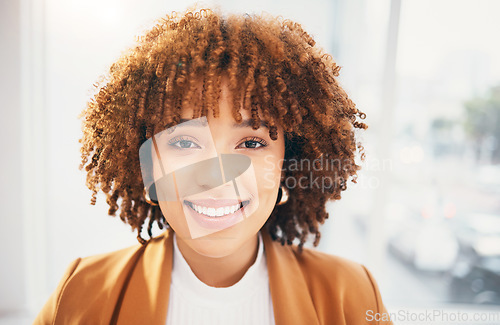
[78,8,367,250]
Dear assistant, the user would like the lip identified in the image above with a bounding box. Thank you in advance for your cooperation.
[182,199,251,231]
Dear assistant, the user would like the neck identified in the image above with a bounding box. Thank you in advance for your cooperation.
[175,233,259,287]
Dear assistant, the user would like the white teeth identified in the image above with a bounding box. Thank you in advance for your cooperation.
[190,202,243,217]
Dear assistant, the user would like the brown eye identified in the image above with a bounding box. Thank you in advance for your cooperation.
[243,140,261,148]
[236,137,268,149]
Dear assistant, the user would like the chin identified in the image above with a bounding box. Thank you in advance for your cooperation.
[188,235,243,258]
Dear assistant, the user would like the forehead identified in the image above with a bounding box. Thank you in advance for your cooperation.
[177,80,271,128]
[151,75,286,139]
[174,117,269,130]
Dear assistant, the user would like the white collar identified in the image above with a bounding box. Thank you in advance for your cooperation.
[171,232,268,306]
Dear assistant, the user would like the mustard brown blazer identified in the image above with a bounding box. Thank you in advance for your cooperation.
[34,229,393,325]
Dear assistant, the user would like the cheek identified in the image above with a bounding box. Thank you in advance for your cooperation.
[252,154,283,203]
[159,201,190,235]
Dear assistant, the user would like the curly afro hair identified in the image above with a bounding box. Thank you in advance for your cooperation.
[78,8,368,250]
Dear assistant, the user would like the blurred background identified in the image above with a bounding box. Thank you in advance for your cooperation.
[1,0,499,323]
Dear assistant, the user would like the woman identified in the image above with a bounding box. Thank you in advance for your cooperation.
[35,8,393,325]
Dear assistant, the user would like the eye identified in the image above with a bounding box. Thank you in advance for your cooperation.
[236,137,268,149]
[168,136,201,149]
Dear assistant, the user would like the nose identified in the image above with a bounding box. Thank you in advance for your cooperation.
[191,130,227,190]
[165,156,224,199]
[193,154,252,193]
[167,154,252,199]
[152,157,224,201]
[193,156,225,192]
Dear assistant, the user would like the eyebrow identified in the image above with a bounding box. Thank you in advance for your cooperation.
[179,118,269,129]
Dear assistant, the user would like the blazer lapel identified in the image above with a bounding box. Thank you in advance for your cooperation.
[114,229,320,325]
[262,230,320,325]
[116,229,174,325]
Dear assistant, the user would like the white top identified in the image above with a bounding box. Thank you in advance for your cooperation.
[166,232,275,325]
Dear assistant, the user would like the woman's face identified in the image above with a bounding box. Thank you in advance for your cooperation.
[151,80,285,258]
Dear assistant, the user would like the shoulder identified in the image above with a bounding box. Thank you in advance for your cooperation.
[52,244,144,323]
[34,233,169,324]
[291,245,373,287]
[70,240,145,277]
[66,231,168,281]
[63,232,170,290]
[289,245,391,323]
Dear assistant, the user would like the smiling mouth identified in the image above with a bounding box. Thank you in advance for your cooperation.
[183,199,251,218]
